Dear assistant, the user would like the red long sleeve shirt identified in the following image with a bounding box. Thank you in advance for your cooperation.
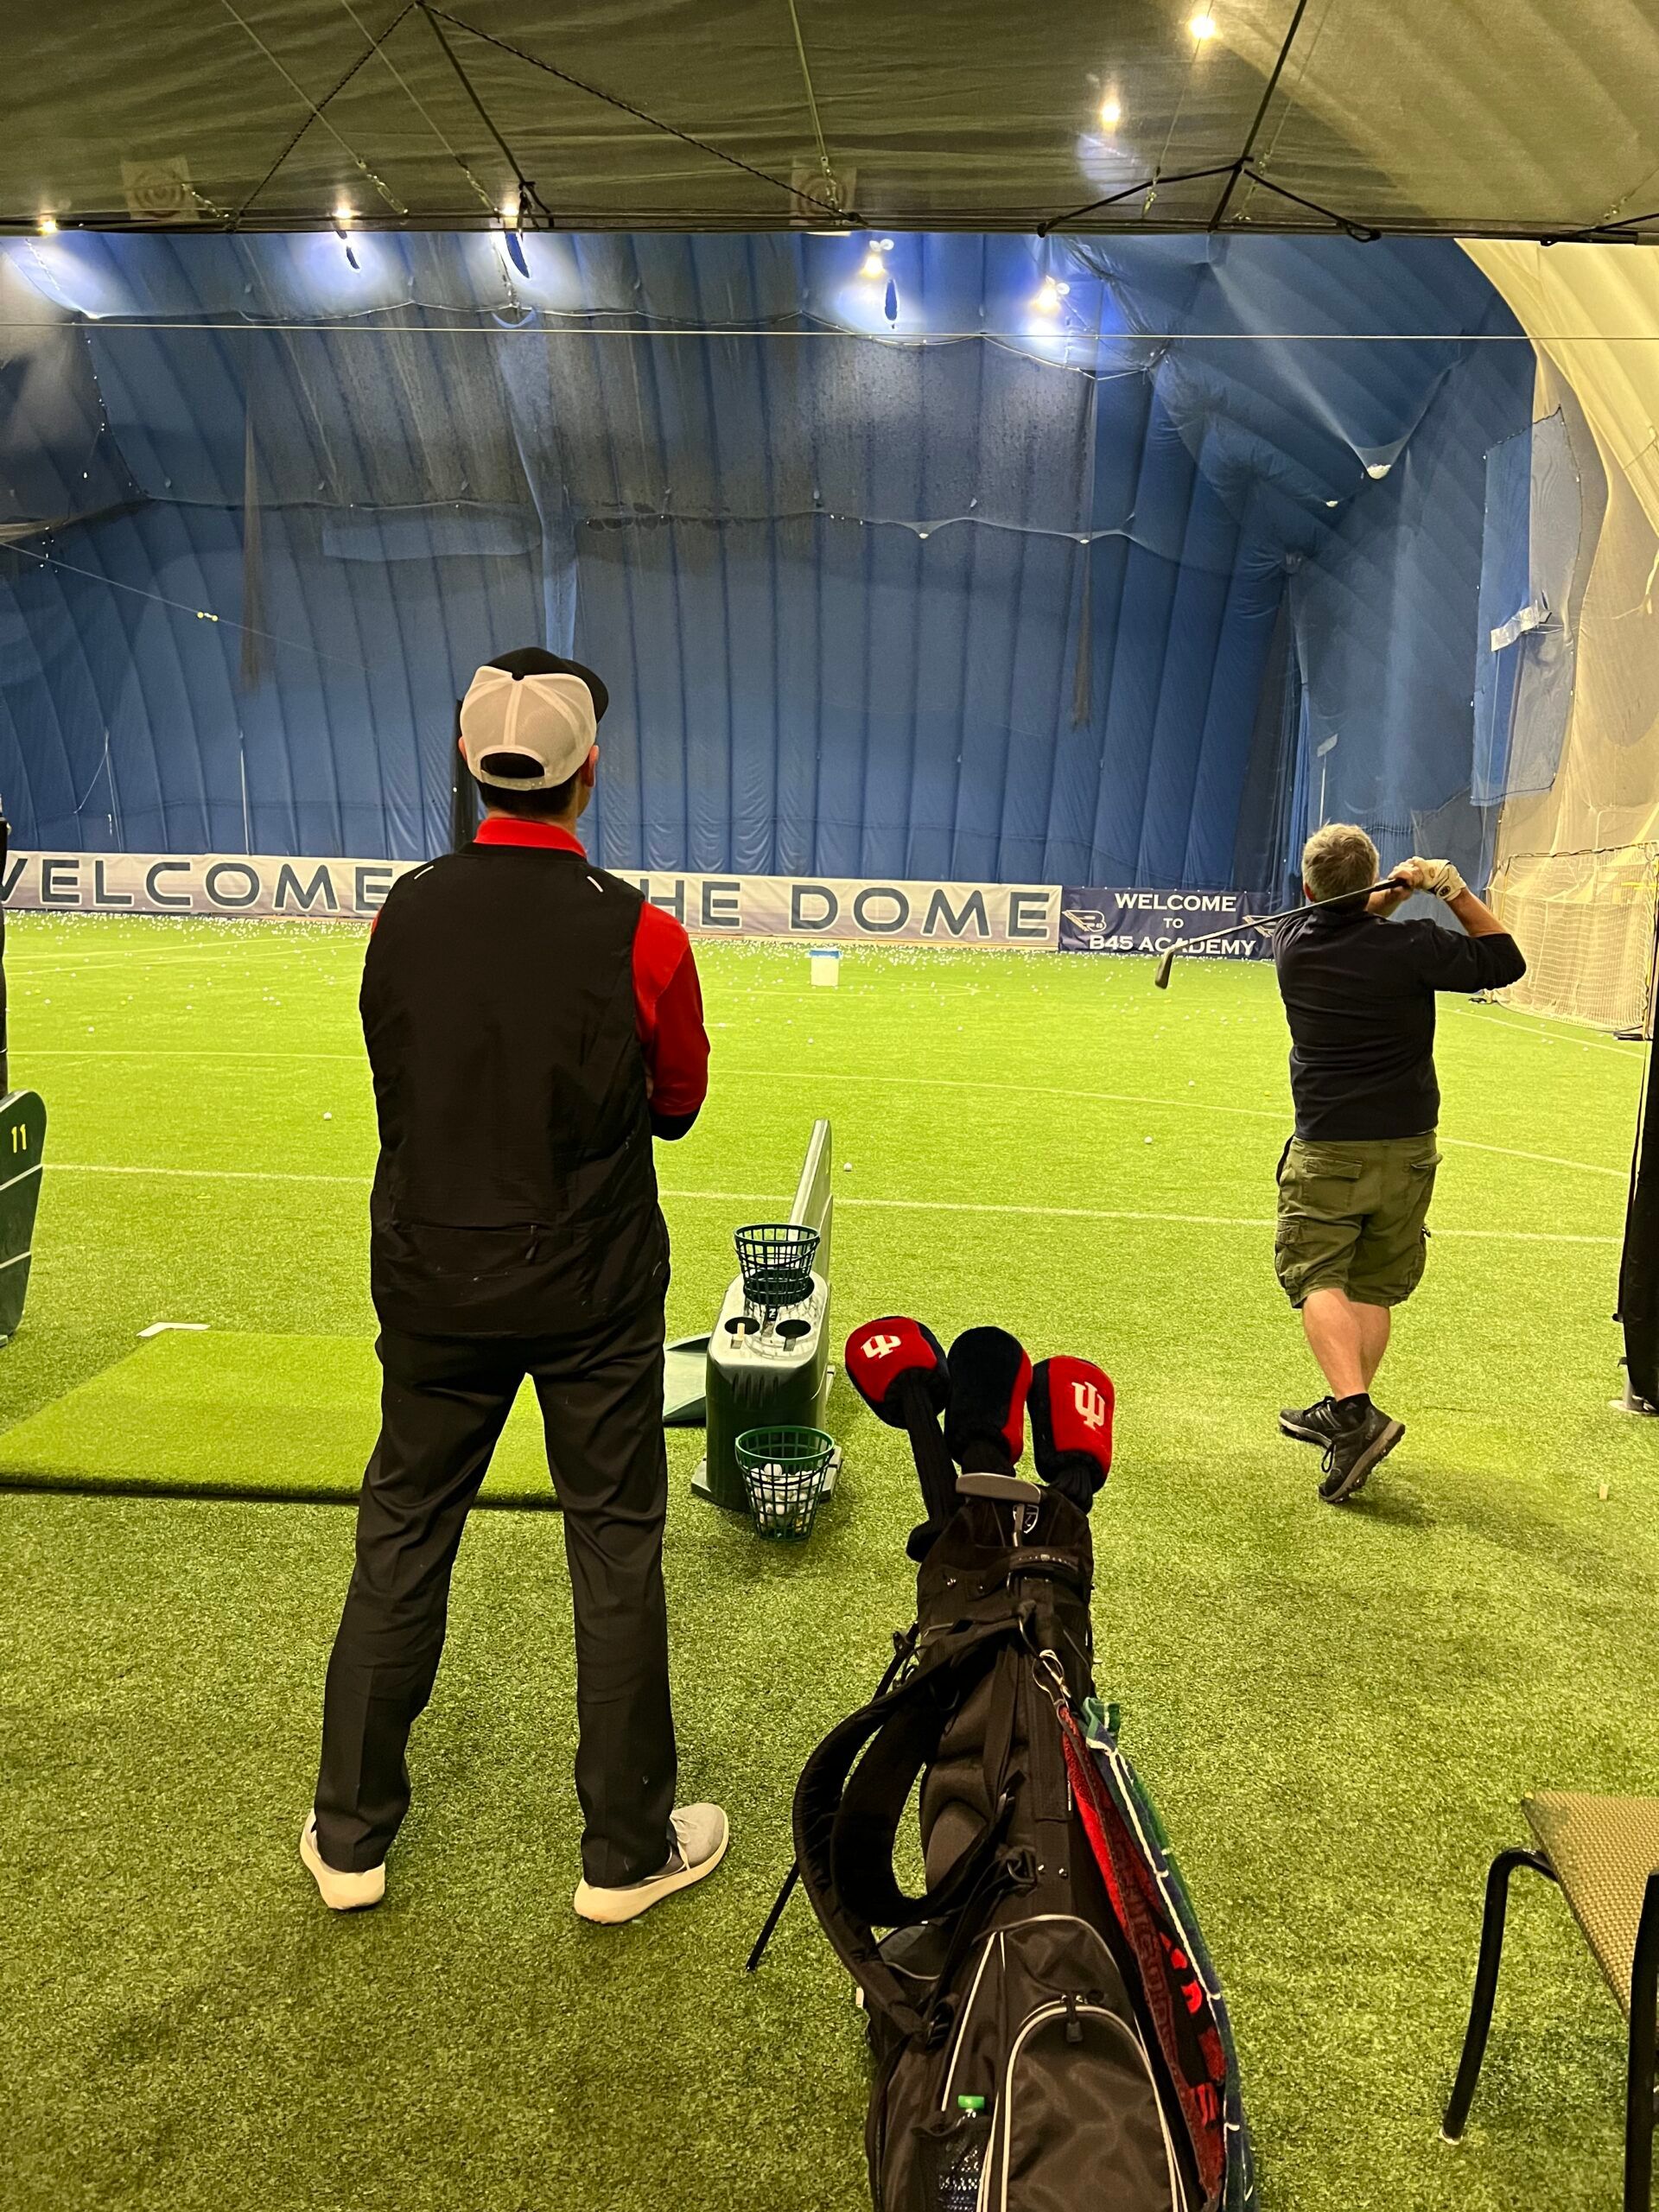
[472,817,709,1127]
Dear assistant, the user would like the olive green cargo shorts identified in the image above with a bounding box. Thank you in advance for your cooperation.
[1274,1132,1441,1309]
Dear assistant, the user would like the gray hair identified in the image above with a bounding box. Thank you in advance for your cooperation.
[1301,822,1378,905]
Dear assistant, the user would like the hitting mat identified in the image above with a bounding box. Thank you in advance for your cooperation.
[0,1330,558,1505]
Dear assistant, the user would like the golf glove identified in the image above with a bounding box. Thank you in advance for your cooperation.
[1404,855,1466,900]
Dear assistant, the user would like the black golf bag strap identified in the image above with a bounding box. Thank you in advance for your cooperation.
[792,1641,1020,2034]
[834,1681,1016,1931]
[794,1691,931,2033]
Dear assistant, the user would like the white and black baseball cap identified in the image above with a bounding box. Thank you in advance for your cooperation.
[459,648,609,791]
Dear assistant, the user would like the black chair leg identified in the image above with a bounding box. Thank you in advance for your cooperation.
[1625,1873,1659,2212]
[1442,1847,1557,2142]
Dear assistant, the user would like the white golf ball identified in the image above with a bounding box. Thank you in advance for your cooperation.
[323,1112,333,1122]
[1143,1136,1154,1145]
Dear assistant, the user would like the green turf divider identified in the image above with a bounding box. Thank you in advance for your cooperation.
[0,1331,556,1505]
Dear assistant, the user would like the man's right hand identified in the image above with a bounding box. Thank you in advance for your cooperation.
[1368,858,1427,913]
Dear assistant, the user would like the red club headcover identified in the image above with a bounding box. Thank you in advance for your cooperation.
[944,1326,1033,1471]
[844,1316,950,1426]
[1029,1356,1114,1509]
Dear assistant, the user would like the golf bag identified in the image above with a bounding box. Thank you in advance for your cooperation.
[790,1329,1251,2212]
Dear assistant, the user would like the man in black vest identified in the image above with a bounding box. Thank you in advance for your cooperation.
[302,647,723,1924]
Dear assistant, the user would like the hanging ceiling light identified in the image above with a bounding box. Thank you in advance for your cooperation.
[1188,12,1218,38]
[332,204,359,270]
[37,213,59,235]
[500,191,531,278]
[846,237,900,327]
[1032,275,1071,316]
[1099,93,1122,129]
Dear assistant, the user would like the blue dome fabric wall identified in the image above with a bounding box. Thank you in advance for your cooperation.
[0,232,1529,884]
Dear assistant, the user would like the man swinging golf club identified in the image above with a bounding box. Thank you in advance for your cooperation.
[1271,823,1526,1503]
[302,646,728,1921]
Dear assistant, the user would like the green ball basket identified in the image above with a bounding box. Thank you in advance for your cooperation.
[733,1223,820,1313]
[734,1425,836,1541]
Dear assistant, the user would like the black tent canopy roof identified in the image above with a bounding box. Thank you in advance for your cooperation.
[10,1,1659,242]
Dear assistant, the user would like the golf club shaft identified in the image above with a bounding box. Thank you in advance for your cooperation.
[903,1388,958,1525]
[1166,877,1405,961]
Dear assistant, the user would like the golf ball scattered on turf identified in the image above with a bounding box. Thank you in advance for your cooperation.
[323,1112,333,1121]
[1144,1136,1153,1144]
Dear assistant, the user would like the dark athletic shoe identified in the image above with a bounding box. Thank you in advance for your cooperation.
[1317,1406,1405,1503]
[1281,1395,1344,1446]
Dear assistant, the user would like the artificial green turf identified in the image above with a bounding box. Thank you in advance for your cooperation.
[3,914,1658,2212]
[0,1331,557,1503]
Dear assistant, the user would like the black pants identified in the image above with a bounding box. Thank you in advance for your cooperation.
[314,1299,677,1886]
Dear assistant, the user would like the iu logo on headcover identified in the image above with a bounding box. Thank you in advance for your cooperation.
[1071,1380,1109,1430]
[862,1332,902,1361]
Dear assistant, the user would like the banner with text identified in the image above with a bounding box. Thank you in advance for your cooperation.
[0,852,1063,948]
[0,850,418,919]
[1059,887,1273,959]
[627,874,1059,948]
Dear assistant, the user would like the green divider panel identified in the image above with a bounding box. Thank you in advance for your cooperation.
[0,1331,556,1504]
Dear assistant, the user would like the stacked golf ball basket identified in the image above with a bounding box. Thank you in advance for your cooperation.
[695,1219,839,1538]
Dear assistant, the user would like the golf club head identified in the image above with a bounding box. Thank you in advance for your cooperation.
[1154,949,1176,989]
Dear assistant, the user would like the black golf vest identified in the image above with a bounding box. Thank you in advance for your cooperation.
[360,843,667,1336]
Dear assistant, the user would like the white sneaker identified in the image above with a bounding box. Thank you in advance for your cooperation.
[300,1814,386,1912]
[573,1803,729,1925]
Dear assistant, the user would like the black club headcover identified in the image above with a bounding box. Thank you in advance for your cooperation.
[944,1326,1033,1473]
[1029,1356,1114,1512]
